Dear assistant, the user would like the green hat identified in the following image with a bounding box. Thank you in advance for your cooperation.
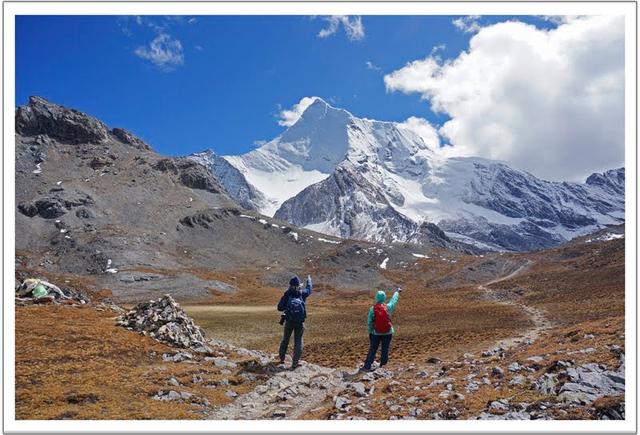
[375,290,386,303]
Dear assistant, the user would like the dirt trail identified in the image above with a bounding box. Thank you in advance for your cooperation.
[479,260,551,350]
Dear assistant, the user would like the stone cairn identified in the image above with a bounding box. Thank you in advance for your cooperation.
[117,294,206,348]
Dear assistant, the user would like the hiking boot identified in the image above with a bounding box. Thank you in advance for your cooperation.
[290,363,299,370]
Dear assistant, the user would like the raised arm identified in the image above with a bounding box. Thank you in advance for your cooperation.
[386,290,400,314]
[301,275,313,300]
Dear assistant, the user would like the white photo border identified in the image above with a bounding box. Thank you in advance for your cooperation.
[2,1,637,433]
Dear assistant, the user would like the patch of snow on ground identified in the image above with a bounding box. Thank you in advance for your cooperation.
[586,232,624,243]
[258,219,268,225]
[600,232,624,241]
[33,163,42,174]
[379,257,389,269]
[412,253,429,258]
[105,259,117,273]
[317,237,340,244]
[290,232,299,241]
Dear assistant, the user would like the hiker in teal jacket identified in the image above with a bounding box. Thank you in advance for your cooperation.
[362,289,401,371]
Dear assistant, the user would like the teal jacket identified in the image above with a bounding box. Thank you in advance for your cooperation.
[367,290,400,335]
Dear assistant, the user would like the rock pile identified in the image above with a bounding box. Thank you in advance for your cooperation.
[117,294,206,349]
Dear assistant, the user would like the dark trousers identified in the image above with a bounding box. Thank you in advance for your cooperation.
[363,333,392,369]
[279,320,304,366]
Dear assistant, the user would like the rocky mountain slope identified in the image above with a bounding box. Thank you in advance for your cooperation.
[197,98,625,251]
[15,97,469,302]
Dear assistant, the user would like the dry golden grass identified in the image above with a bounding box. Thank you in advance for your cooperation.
[14,237,625,420]
[15,305,259,420]
[186,281,530,368]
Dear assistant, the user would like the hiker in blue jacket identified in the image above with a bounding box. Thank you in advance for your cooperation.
[361,288,401,371]
[277,275,312,369]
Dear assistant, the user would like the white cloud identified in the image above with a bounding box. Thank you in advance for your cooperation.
[317,16,365,41]
[452,15,482,33]
[397,117,441,150]
[134,33,184,71]
[430,43,446,56]
[366,61,381,71]
[384,15,624,181]
[277,96,320,127]
[540,15,584,25]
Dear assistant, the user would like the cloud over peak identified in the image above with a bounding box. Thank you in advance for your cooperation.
[277,96,321,127]
[385,15,624,181]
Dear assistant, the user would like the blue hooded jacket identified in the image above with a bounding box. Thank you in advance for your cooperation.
[277,276,312,321]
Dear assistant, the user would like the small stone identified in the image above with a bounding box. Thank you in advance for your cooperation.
[166,390,181,400]
[350,382,367,397]
[508,362,522,372]
[491,367,504,378]
[489,399,509,411]
[334,396,351,410]
[225,390,238,398]
[509,375,527,386]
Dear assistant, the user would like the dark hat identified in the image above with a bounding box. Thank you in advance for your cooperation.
[289,276,300,287]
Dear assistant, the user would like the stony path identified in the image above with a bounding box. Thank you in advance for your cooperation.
[479,261,551,350]
[208,361,351,420]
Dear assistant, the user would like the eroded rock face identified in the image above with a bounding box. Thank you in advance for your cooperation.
[18,190,95,219]
[15,96,109,144]
[153,158,225,194]
[111,128,151,151]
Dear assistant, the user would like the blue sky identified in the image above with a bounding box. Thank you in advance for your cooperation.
[15,15,557,158]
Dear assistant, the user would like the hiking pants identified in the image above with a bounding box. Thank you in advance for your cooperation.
[279,320,304,366]
[363,333,392,369]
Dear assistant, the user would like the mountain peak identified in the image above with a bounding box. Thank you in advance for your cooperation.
[296,97,352,125]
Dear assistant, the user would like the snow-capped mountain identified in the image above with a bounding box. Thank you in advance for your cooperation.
[192,98,625,251]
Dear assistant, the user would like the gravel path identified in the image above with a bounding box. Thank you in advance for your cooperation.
[479,261,551,350]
